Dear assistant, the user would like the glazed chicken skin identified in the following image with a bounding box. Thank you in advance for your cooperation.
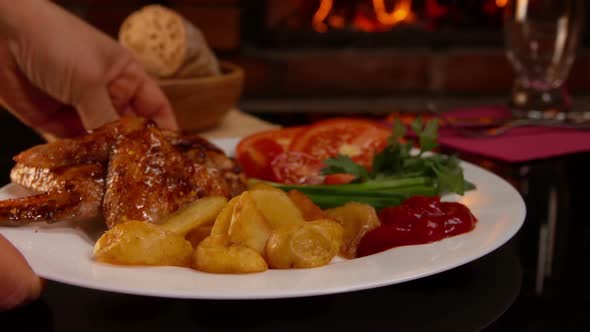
[0,116,246,228]
[0,164,104,225]
[12,116,147,169]
[103,122,228,228]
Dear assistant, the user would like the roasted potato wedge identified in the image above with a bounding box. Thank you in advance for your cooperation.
[210,195,240,236]
[190,187,345,272]
[228,192,273,254]
[159,196,227,236]
[249,188,304,231]
[290,220,343,268]
[193,235,268,274]
[287,190,326,221]
[185,224,213,248]
[94,220,192,267]
[265,231,294,269]
[325,202,381,258]
[266,219,343,269]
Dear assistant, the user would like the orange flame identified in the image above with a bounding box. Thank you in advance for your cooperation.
[372,0,416,26]
[312,0,333,33]
[495,0,509,7]
[312,0,417,33]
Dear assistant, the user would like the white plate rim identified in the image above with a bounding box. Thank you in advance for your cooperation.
[0,137,526,299]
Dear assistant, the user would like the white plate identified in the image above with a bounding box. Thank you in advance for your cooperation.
[0,137,525,299]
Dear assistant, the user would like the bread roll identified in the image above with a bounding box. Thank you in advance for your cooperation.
[118,5,220,78]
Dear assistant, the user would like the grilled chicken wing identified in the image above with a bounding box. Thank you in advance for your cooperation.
[0,164,104,225]
[103,124,227,228]
[13,117,148,169]
[165,132,246,198]
[0,116,246,228]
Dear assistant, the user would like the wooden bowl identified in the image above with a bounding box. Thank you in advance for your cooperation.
[158,61,244,133]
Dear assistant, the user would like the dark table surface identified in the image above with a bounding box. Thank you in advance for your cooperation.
[0,112,588,332]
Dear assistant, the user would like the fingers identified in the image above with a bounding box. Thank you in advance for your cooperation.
[2,13,177,135]
[0,42,85,138]
[3,97,87,139]
[75,85,120,131]
[108,61,178,131]
[0,234,43,311]
[132,74,178,131]
[23,106,87,139]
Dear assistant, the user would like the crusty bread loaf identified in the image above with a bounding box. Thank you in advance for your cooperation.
[118,5,220,79]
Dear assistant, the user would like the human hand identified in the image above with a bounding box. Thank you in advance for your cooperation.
[0,234,42,311]
[0,0,177,310]
[0,0,178,138]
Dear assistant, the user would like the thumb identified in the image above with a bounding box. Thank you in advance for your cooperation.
[75,86,120,131]
[0,234,43,311]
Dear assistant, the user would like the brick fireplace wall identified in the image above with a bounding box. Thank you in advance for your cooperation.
[55,0,590,112]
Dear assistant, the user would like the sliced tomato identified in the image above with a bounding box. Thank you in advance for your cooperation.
[270,152,325,185]
[323,173,356,185]
[236,127,305,180]
[289,118,392,169]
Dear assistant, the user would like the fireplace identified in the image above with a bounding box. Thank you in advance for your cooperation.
[57,0,590,116]
[246,0,506,48]
[236,0,590,116]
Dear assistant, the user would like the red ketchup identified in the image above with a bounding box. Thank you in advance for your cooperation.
[357,196,477,257]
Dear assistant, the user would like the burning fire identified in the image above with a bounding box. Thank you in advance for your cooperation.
[312,0,417,33]
[372,0,416,26]
[311,0,507,33]
[495,0,508,7]
[312,0,333,33]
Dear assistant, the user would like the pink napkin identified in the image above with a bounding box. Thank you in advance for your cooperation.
[436,106,590,163]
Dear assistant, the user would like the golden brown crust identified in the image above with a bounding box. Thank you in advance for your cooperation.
[13,116,148,169]
[0,164,104,225]
[103,125,227,227]
[0,117,245,228]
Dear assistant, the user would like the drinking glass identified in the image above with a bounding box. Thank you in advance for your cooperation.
[504,0,584,120]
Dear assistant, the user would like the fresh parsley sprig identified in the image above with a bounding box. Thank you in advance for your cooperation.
[321,155,369,182]
[321,117,474,195]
